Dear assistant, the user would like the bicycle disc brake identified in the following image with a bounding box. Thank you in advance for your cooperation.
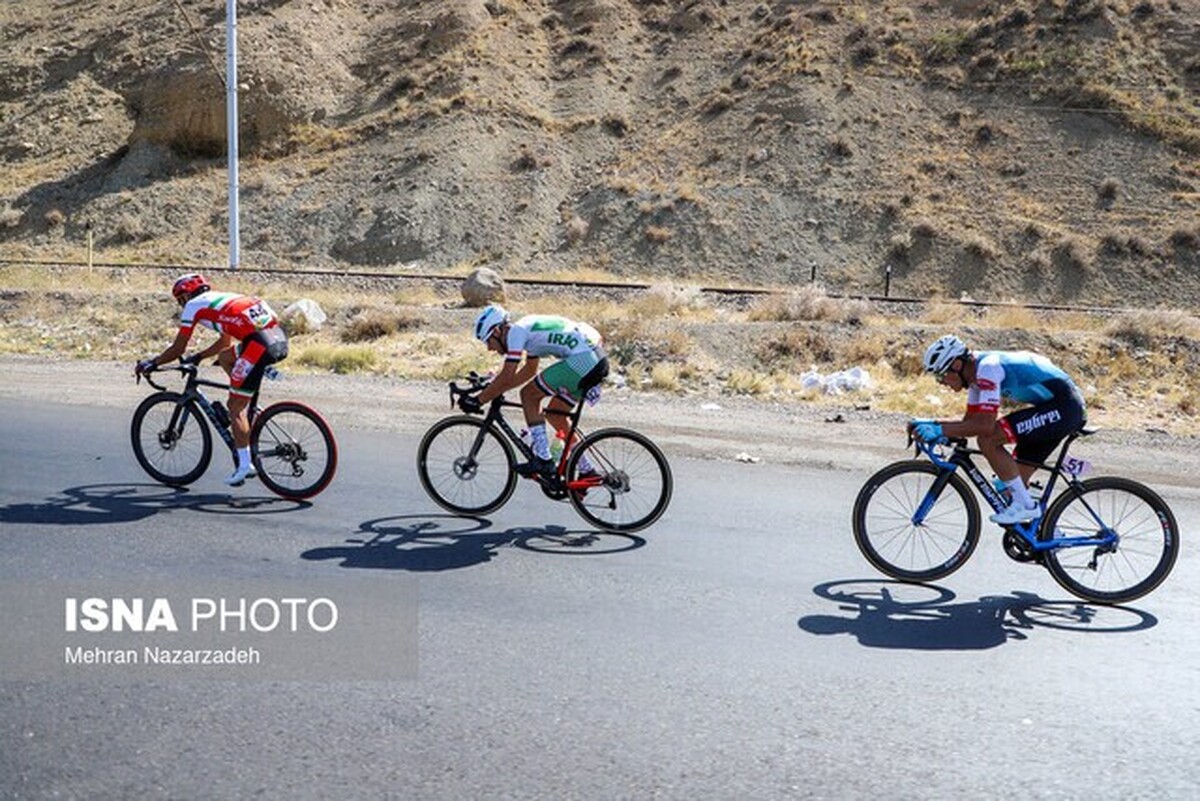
[453,457,479,480]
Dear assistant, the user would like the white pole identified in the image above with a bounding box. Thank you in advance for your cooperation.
[226,0,240,269]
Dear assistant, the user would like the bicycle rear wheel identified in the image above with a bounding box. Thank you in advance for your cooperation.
[852,461,981,581]
[1041,476,1179,604]
[566,428,672,533]
[251,401,338,499]
[417,416,517,515]
[131,391,212,486]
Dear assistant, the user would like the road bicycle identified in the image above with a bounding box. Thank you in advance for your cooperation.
[851,427,1179,604]
[132,362,338,499]
[417,373,672,533]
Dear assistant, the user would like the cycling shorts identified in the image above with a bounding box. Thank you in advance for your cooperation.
[229,327,288,399]
[534,347,609,403]
[998,379,1086,464]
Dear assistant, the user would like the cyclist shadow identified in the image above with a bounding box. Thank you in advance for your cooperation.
[798,579,1158,651]
[0,483,309,526]
[301,514,646,572]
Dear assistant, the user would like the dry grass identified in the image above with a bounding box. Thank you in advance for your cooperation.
[748,285,868,324]
[982,304,1041,330]
[649,363,683,392]
[641,283,711,316]
[341,309,423,343]
[3,265,1199,432]
[293,344,378,374]
[645,226,674,244]
[756,328,835,366]
[1104,310,1200,342]
[918,301,972,326]
[725,369,771,395]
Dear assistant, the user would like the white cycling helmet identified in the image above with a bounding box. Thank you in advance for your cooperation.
[923,334,968,375]
[473,304,509,343]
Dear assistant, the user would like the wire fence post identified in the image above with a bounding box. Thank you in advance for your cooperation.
[885,264,892,298]
[85,221,93,273]
[810,261,817,284]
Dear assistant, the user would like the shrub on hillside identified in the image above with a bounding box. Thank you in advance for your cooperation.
[749,285,867,324]
[1169,226,1199,250]
[341,309,422,342]
[1105,310,1200,344]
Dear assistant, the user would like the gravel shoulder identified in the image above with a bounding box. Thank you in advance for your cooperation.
[3,355,1197,492]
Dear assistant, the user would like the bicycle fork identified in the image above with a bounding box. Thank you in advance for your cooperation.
[911,471,956,527]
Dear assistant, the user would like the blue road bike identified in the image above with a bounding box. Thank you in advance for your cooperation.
[852,427,1179,604]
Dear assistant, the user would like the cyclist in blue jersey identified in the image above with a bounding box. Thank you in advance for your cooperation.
[910,335,1087,526]
[463,304,609,478]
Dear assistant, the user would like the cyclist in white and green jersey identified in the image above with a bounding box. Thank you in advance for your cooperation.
[464,305,609,477]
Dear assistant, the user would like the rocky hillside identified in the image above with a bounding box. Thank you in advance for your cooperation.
[2,0,1198,306]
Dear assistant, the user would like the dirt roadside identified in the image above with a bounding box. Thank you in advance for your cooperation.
[2,354,1197,492]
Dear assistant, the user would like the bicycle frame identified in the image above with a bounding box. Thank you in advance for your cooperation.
[449,379,603,494]
[911,433,1117,554]
[144,365,259,457]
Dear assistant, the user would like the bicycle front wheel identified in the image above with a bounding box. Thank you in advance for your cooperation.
[566,428,672,533]
[131,391,213,486]
[251,401,338,499]
[1041,476,1179,604]
[852,461,981,581]
[417,416,517,515]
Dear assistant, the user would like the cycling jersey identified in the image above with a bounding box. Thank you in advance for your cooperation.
[503,315,606,403]
[966,351,1079,414]
[179,291,279,341]
[502,315,602,362]
[969,351,1087,464]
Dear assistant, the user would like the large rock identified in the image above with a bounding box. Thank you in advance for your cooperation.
[461,267,506,307]
[281,298,327,334]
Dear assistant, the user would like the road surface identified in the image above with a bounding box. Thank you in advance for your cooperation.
[2,396,1199,799]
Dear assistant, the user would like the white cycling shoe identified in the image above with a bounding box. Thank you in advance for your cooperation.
[224,465,258,487]
[989,503,1040,526]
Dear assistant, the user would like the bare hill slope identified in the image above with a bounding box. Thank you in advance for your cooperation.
[2,0,1198,305]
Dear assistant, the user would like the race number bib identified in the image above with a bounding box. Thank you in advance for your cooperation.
[244,301,275,330]
[1064,456,1092,477]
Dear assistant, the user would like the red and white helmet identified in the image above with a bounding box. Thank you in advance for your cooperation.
[171,273,210,302]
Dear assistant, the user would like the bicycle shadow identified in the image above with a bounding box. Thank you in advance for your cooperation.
[301,514,646,572]
[797,579,1158,651]
[0,483,309,526]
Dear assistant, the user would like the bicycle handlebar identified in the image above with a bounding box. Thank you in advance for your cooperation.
[910,433,968,470]
[448,372,495,410]
[139,362,198,392]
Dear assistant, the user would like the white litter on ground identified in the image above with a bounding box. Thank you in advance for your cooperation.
[799,366,872,395]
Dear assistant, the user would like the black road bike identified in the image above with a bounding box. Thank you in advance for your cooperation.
[852,427,1179,604]
[417,374,672,533]
[132,363,338,499]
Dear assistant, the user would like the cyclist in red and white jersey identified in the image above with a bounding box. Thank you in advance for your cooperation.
[462,305,608,477]
[910,335,1086,526]
[136,273,289,486]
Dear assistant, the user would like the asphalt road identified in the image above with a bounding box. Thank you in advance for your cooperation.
[2,397,1199,800]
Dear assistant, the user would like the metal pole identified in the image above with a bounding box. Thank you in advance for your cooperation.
[85,221,93,272]
[226,0,240,269]
[885,264,892,298]
[810,261,816,283]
